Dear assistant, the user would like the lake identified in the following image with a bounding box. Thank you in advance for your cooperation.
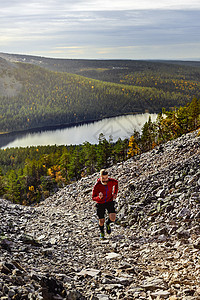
[0,113,157,149]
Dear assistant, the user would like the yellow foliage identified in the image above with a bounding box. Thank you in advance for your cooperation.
[29,186,34,192]
[48,168,53,177]
[152,141,157,149]
[128,135,140,157]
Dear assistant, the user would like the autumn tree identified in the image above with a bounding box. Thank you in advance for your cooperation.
[127,132,140,157]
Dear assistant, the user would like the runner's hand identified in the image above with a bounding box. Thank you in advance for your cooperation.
[99,192,103,199]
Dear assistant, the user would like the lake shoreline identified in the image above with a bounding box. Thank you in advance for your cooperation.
[1,112,158,149]
[0,111,146,138]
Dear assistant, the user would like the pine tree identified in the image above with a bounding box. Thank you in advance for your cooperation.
[96,133,112,170]
[188,97,200,130]
[0,168,5,196]
[82,142,97,175]
[68,148,84,180]
[6,170,21,203]
[141,116,156,152]
[60,148,70,182]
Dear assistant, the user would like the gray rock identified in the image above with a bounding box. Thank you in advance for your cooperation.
[105,252,121,259]
[77,268,101,277]
[141,278,166,291]
[96,294,110,300]
[8,289,15,298]
[193,238,200,249]
[175,181,182,188]
[0,130,200,299]
[177,229,190,239]
[156,189,165,198]
[177,208,191,218]
[151,290,170,298]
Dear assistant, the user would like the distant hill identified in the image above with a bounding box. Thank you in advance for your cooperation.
[0,52,200,134]
[1,52,200,74]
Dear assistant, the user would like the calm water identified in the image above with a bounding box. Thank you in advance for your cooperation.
[1,113,157,149]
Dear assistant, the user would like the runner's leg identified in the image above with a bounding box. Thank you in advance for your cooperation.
[106,201,116,234]
[108,213,116,222]
[96,203,106,237]
[99,218,105,232]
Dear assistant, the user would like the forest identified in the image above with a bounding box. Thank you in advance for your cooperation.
[0,97,199,205]
[1,56,200,134]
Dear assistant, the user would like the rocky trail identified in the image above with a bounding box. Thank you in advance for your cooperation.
[0,130,200,299]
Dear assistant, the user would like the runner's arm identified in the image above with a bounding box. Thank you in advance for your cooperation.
[92,185,101,202]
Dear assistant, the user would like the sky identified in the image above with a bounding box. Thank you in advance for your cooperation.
[1,0,200,60]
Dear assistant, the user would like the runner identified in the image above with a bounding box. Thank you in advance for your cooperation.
[92,169,118,239]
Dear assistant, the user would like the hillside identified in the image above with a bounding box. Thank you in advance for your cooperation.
[0,53,200,134]
[0,130,199,299]
[1,52,200,75]
[0,57,22,98]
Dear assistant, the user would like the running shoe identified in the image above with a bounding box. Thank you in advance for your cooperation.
[100,232,105,239]
[106,223,111,234]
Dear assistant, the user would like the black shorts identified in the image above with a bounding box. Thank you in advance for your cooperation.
[96,201,116,219]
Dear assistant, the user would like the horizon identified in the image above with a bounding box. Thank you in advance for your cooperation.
[1,51,200,62]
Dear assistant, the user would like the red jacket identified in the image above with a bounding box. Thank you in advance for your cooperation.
[92,178,118,204]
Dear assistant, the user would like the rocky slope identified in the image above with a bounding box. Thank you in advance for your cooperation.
[0,130,200,300]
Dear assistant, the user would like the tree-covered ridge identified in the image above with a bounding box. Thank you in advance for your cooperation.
[0,98,199,205]
[121,72,200,94]
[0,60,200,133]
[79,64,200,98]
[128,97,200,154]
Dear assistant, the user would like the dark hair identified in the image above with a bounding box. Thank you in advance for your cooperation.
[100,169,108,176]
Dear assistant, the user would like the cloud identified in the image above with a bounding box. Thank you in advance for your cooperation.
[70,0,200,11]
[2,0,200,17]
[0,0,200,59]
